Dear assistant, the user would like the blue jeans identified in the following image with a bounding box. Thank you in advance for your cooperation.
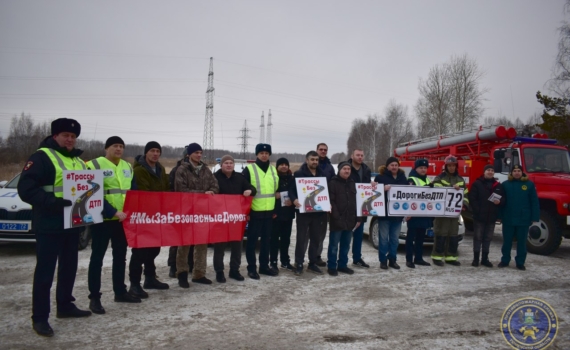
[378,219,402,263]
[328,230,352,270]
[351,222,365,263]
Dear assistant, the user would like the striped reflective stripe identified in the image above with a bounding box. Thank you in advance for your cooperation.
[105,189,127,195]
[91,159,101,169]
[431,255,443,260]
[251,165,276,198]
[440,180,450,185]
[434,183,444,187]
[42,185,63,192]
[44,148,86,170]
[444,256,458,261]
[456,182,465,186]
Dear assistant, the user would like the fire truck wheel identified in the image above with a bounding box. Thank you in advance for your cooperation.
[368,219,379,250]
[526,210,562,256]
[78,226,91,251]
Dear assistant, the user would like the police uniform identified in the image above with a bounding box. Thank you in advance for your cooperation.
[17,118,91,337]
[86,136,140,313]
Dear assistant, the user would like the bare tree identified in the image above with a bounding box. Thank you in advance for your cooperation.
[548,0,570,98]
[415,63,453,137]
[448,54,487,131]
[330,152,347,163]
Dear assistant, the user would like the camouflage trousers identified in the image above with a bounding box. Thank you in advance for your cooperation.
[176,244,207,279]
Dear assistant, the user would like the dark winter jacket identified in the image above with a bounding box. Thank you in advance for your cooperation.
[174,160,218,193]
[469,175,504,224]
[214,169,256,196]
[169,157,188,191]
[348,159,372,222]
[290,163,326,217]
[133,155,170,192]
[375,165,408,221]
[329,175,362,231]
[406,169,434,229]
[318,157,336,182]
[17,136,85,235]
[273,171,295,221]
[500,175,540,227]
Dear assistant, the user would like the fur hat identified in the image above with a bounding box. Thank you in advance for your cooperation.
[105,136,124,149]
[255,143,272,155]
[144,141,161,155]
[414,159,429,169]
[51,118,81,137]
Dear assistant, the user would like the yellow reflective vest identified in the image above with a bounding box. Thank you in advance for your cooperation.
[86,157,133,219]
[38,147,87,198]
[247,163,278,211]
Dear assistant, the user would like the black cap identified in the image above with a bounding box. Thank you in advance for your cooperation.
[386,157,400,167]
[144,141,161,155]
[414,159,429,169]
[105,136,124,149]
[276,158,289,167]
[255,143,272,155]
[51,118,81,137]
[186,143,203,155]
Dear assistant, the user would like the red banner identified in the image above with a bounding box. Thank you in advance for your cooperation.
[122,191,252,248]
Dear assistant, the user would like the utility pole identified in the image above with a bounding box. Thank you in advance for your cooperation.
[266,109,273,145]
[203,57,215,160]
[259,111,265,143]
[238,120,251,159]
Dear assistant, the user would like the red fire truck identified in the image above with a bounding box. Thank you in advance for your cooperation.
[394,125,570,255]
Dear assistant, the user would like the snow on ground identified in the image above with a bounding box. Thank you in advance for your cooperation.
[0,228,569,349]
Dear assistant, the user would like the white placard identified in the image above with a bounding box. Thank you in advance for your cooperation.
[387,185,463,217]
[488,193,502,202]
[280,191,290,206]
[295,177,331,213]
[355,183,385,216]
[63,170,104,229]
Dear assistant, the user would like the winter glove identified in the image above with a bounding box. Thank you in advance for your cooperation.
[429,183,434,188]
[55,198,73,209]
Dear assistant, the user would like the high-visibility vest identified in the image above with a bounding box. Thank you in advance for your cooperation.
[247,163,278,211]
[409,176,430,187]
[38,147,87,198]
[86,157,132,219]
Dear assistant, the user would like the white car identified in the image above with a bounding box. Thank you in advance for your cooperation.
[0,173,91,250]
[363,215,465,250]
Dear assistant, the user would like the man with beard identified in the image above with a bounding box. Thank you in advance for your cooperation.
[348,149,372,269]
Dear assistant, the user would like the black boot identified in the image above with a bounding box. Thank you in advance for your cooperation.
[432,259,444,267]
[169,265,176,278]
[216,271,226,283]
[144,275,169,290]
[481,252,493,267]
[178,272,190,289]
[129,284,149,299]
[32,321,54,337]
[229,269,245,281]
[472,251,480,267]
[89,298,106,314]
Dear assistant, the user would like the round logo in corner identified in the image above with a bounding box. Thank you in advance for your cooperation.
[392,202,400,210]
[501,297,558,350]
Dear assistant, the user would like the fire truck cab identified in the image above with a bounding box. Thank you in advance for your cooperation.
[395,126,570,255]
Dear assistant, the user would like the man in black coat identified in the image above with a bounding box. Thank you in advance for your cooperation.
[468,164,504,267]
[18,118,92,337]
[348,149,372,268]
[270,158,296,271]
[290,151,327,275]
[213,155,256,282]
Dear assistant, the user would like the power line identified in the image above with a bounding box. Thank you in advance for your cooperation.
[203,57,215,159]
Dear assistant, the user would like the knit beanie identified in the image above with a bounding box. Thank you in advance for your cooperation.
[255,143,272,155]
[385,157,400,167]
[337,161,351,174]
[105,136,124,149]
[186,143,203,155]
[414,159,428,169]
[276,157,289,167]
[144,141,161,155]
[484,164,494,172]
[220,154,234,164]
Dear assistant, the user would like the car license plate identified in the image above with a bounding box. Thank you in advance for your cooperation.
[0,222,30,231]
[426,229,434,238]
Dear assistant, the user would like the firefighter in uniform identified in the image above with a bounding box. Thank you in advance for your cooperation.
[18,118,92,337]
[86,136,141,315]
[431,155,469,266]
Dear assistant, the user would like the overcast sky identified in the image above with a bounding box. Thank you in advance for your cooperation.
[0,0,566,157]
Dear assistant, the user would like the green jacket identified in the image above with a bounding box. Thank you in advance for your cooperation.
[500,175,539,227]
[133,155,170,192]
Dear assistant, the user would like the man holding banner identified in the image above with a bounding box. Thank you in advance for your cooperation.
[86,136,141,316]
[242,143,279,279]
[18,118,92,337]
[348,149,372,269]
[174,143,219,287]
[431,155,469,266]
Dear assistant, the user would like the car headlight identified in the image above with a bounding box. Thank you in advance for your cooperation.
[459,215,464,224]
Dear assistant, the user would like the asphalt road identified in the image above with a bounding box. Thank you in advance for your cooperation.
[0,228,569,350]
